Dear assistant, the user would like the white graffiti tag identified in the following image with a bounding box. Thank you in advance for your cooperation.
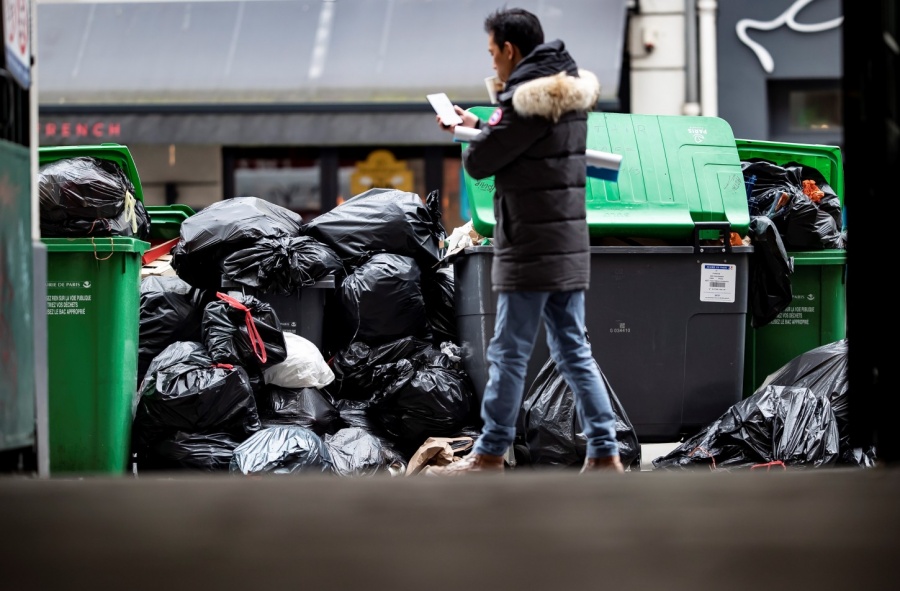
[736,0,842,73]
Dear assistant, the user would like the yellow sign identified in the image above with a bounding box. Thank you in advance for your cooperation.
[349,149,414,196]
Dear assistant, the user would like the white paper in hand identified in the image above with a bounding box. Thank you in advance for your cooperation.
[427,93,463,126]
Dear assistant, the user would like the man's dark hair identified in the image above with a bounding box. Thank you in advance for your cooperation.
[484,7,544,58]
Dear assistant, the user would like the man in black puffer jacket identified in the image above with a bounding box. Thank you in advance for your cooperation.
[432,7,623,475]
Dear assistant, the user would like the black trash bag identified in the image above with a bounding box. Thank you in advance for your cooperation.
[372,348,476,451]
[220,235,345,295]
[39,156,150,239]
[744,159,844,250]
[171,196,304,289]
[256,385,346,435]
[652,385,840,470]
[747,216,794,329]
[742,159,798,218]
[521,354,641,471]
[301,188,445,269]
[230,426,334,475]
[339,253,428,346]
[771,190,844,251]
[333,391,416,468]
[139,276,213,383]
[759,339,875,467]
[323,427,391,477]
[202,292,288,371]
[423,266,458,346]
[326,337,434,401]
[132,341,261,465]
[147,432,242,472]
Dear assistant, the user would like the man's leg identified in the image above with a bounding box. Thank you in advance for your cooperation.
[542,291,621,467]
[475,291,546,457]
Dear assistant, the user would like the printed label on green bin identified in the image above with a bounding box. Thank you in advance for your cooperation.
[46,280,93,315]
[767,304,814,326]
[699,263,736,303]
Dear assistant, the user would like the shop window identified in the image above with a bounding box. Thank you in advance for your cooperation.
[768,79,842,144]
[230,150,321,218]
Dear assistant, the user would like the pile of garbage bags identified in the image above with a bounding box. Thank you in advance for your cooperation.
[135,188,484,476]
[652,339,876,470]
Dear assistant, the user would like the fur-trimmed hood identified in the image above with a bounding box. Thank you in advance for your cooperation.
[512,69,601,122]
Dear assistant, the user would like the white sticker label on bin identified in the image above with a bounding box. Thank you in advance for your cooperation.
[699,263,736,303]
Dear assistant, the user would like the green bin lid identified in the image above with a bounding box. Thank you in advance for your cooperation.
[42,237,150,254]
[38,143,145,203]
[461,110,750,241]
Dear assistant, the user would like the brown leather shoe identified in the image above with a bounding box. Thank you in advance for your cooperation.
[425,452,505,476]
[580,455,625,474]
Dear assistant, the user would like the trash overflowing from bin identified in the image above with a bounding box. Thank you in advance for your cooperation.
[38,156,152,240]
[742,159,844,251]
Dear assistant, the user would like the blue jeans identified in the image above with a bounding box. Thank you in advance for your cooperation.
[474,290,619,460]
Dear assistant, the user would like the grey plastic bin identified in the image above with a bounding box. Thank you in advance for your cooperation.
[453,225,751,442]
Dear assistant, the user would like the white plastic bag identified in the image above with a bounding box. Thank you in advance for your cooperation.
[262,332,335,388]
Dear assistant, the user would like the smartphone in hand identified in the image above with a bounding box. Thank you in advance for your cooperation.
[427,93,463,127]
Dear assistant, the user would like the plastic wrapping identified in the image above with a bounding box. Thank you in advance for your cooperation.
[202,293,288,371]
[742,159,844,250]
[256,385,345,435]
[132,341,261,467]
[652,385,840,470]
[301,188,445,269]
[326,337,434,401]
[220,235,344,295]
[138,276,212,383]
[338,253,428,346]
[171,196,304,289]
[39,156,150,239]
[759,339,875,466]
[263,332,335,389]
[747,216,794,329]
[423,266,458,345]
[229,426,334,475]
[324,427,391,477]
[333,398,410,469]
[148,432,241,472]
[521,354,641,471]
[373,345,476,449]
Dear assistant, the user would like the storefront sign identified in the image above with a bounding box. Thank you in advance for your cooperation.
[41,120,122,141]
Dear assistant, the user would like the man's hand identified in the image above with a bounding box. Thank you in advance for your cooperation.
[437,105,480,133]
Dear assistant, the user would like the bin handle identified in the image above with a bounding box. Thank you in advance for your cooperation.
[692,222,733,254]
[215,292,268,365]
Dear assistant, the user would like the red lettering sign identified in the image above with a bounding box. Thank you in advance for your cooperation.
[40,120,124,140]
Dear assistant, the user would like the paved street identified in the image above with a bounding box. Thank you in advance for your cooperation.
[1,466,897,591]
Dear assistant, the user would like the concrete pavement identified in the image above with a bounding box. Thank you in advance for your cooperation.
[1,466,897,591]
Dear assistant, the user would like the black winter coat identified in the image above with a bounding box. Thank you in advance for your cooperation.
[462,39,600,292]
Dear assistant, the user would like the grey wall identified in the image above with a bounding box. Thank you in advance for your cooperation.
[717,0,842,141]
